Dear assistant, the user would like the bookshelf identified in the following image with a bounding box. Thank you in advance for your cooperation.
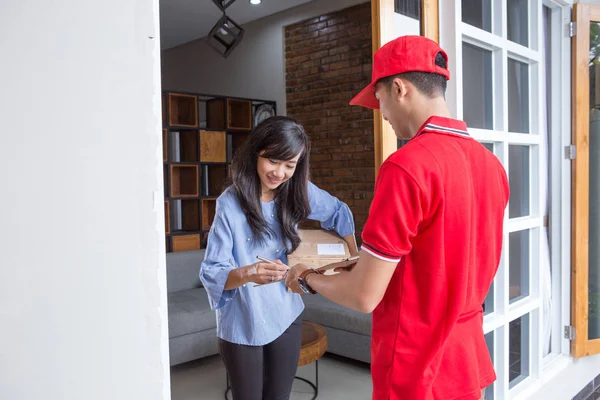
[162,91,276,252]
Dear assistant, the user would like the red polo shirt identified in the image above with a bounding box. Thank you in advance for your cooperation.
[362,116,509,400]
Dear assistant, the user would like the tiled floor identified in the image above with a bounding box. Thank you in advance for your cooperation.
[170,354,372,400]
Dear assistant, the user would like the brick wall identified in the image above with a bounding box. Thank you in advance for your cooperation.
[285,3,374,239]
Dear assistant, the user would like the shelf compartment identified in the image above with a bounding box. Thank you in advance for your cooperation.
[168,93,198,127]
[168,130,199,162]
[200,130,226,163]
[171,199,200,232]
[205,98,252,130]
[206,99,226,130]
[170,165,199,198]
[165,200,170,234]
[202,199,217,231]
[231,132,250,160]
[202,164,228,197]
[172,234,201,252]
[227,99,252,130]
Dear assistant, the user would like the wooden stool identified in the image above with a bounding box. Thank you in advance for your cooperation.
[295,321,328,400]
[223,321,328,400]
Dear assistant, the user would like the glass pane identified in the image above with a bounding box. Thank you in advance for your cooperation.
[509,315,530,387]
[397,138,410,150]
[482,142,494,153]
[509,230,530,303]
[507,0,528,47]
[509,145,530,218]
[508,59,530,134]
[484,332,495,399]
[484,282,493,315]
[462,43,493,130]
[462,0,491,32]
[394,0,420,20]
[589,21,600,340]
[395,0,421,37]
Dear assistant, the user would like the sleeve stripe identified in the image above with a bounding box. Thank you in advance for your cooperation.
[361,243,402,263]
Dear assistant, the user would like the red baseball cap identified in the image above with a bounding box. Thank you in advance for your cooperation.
[349,35,450,109]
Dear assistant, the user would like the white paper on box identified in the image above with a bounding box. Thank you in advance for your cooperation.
[316,243,345,256]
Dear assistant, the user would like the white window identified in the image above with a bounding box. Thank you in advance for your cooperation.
[440,0,571,397]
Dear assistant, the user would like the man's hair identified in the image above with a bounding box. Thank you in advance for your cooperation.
[378,52,448,98]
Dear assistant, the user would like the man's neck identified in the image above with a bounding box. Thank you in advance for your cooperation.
[408,97,452,138]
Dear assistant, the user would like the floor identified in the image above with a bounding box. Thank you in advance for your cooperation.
[170,354,372,400]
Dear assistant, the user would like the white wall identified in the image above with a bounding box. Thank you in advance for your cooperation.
[161,0,369,115]
[0,1,169,400]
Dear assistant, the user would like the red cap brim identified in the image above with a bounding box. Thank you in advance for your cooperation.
[349,82,379,109]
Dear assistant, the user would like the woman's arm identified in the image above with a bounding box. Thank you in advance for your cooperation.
[306,181,357,251]
[224,260,288,290]
[199,201,238,310]
[343,233,359,256]
[200,200,289,308]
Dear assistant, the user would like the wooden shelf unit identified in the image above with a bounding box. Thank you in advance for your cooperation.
[162,90,276,252]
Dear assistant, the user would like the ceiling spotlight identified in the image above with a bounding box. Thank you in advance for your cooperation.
[250,0,261,4]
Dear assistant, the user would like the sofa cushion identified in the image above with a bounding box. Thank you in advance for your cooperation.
[168,288,216,338]
[302,294,372,336]
[166,250,206,293]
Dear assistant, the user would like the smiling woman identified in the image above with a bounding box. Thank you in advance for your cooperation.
[199,115,357,400]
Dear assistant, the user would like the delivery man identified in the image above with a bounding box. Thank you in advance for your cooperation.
[286,35,509,400]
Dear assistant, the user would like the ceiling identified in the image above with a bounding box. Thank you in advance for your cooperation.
[160,0,314,50]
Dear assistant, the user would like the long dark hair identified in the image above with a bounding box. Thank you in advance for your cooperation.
[231,116,311,253]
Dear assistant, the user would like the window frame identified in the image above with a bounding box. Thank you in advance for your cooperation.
[440,0,548,398]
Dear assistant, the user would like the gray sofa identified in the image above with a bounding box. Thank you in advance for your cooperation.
[166,250,372,366]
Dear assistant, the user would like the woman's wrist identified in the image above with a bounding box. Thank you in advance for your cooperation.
[224,265,253,290]
[240,264,255,284]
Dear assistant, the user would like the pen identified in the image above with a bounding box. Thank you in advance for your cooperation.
[256,255,277,264]
[253,256,289,288]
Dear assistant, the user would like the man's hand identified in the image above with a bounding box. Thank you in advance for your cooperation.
[285,263,312,294]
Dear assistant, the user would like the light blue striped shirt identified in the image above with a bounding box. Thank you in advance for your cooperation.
[199,181,355,346]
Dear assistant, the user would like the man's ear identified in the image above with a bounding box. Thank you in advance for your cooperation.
[392,77,408,101]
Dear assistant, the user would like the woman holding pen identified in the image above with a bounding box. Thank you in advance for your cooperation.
[199,116,357,400]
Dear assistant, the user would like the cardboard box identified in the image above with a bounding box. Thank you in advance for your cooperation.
[288,228,352,274]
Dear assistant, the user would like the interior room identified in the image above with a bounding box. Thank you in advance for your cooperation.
[159,0,380,398]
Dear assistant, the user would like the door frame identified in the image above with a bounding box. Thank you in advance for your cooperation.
[371,0,439,175]
[571,3,600,358]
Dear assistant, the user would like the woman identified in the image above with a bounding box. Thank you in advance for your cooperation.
[199,116,357,400]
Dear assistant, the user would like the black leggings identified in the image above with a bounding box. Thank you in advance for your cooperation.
[219,317,302,400]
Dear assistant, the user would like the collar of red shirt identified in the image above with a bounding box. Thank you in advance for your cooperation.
[413,115,471,140]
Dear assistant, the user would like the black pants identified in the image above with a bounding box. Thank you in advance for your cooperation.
[219,317,302,400]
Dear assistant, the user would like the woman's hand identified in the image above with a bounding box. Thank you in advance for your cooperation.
[285,263,312,294]
[245,260,289,285]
